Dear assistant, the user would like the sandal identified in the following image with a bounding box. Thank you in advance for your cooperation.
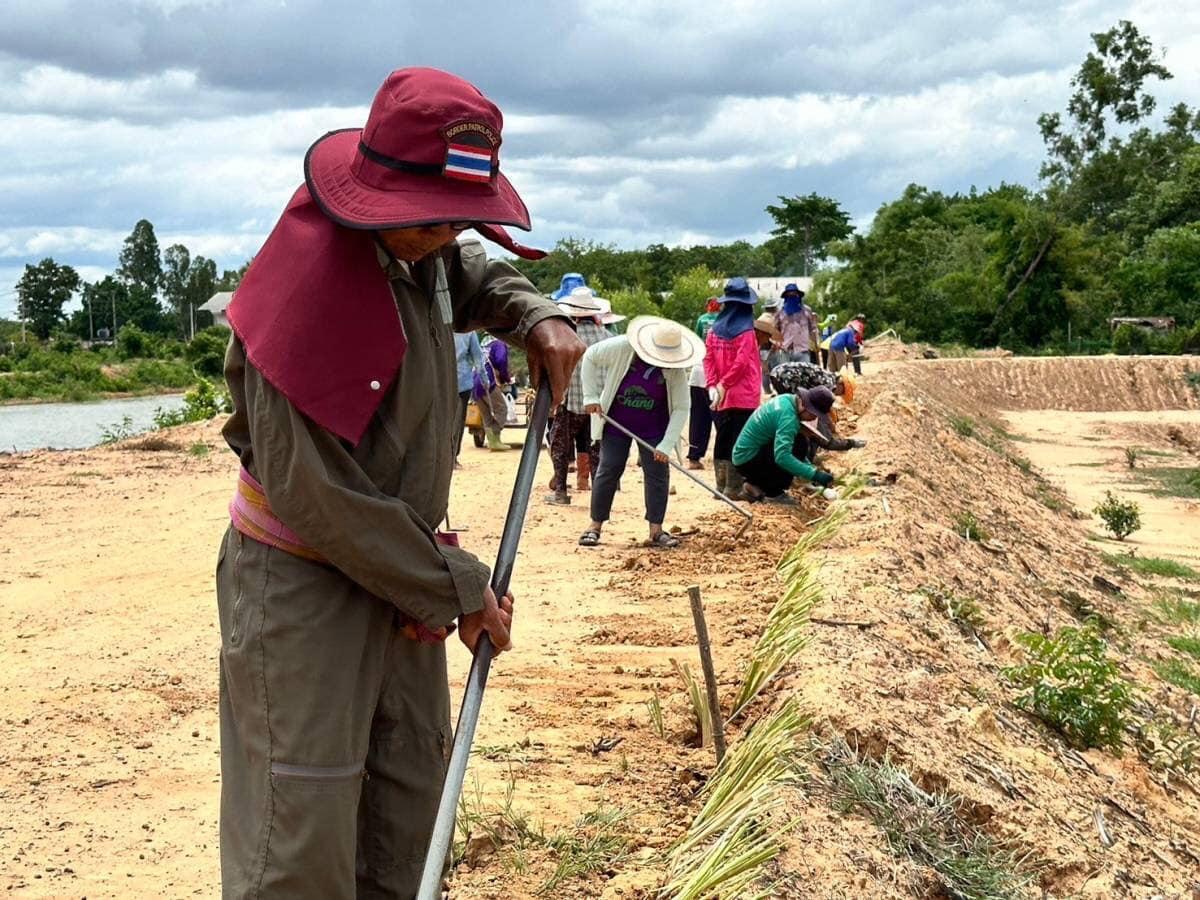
[647,531,680,548]
[579,530,601,547]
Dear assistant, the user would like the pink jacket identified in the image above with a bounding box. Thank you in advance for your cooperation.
[704,329,762,411]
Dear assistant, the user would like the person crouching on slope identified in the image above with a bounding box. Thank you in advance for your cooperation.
[732,386,865,505]
[578,316,704,548]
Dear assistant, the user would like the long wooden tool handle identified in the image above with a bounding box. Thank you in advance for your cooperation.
[597,411,753,529]
[416,378,553,900]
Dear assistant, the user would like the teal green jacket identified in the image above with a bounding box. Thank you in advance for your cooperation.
[731,394,820,481]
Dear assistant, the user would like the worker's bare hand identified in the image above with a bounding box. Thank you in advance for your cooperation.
[527,318,586,408]
[584,403,602,415]
[653,450,669,463]
[458,586,514,655]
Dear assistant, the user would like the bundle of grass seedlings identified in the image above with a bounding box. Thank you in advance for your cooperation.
[732,482,864,721]
[661,702,807,899]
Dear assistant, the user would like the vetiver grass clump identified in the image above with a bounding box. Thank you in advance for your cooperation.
[1003,623,1134,752]
[823,738,1032,899]
[1106,553,1200,581]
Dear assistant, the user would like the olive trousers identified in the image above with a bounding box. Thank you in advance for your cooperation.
[216,527,451,898]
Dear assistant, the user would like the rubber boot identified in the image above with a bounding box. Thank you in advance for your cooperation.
[486,429,511,452]
[725,464,747,501]
[576,453,591,491]
[714,460,728,496]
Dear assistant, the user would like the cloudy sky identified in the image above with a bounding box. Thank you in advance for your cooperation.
[2,0,1198,318]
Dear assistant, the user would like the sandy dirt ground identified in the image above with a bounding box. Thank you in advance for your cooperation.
[1,419,807,898]
[1003,409,1200,566]
[4,355,1200,899]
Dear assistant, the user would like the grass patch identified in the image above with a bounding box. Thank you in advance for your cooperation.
[1154,659,1200,697]
[1154,593,1200,627]
[1035,483,1075,514]
[925,587,988,644]
[452,774,631,894]
[1136,465,1200,500]
[188,441,210,457]
[1104,552,1200,581]
[823,738,1032,899]
[1166,635,1200,660]
[949,414,976,438]
[953,510,991,542]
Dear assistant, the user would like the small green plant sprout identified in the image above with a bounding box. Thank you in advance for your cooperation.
[645,691,665,739]
[672,659,713,748]
[925,587,987,646]
[1093,491,1141,541]
[99,415,137,444]
[1135,718,1198,777]
[189,441,210,458]
[1124,446,1139,469]
[1154,659,1200,697]
[1003,622,1135,752]
[949,414,975,438]
[953,510,990,542]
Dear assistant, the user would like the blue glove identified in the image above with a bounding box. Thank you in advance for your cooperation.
[813,470,834,488]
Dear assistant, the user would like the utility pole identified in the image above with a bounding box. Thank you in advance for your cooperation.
[87,293,94,342]
[111,291,117,338]
[189,302,195,341]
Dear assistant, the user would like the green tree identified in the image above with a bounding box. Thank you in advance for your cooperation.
[1039,20,1172,183]
[117,219,164,298]
[661,265,722,325]
[81,276,129,339]
[162,243,191,338]
[185,256,218,336]
[765,192,853,275]
[16,258,80,340]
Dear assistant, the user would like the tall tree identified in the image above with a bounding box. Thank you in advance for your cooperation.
[1038,20,1172,183]
[185,256,218,335]
[81,276,129,339]
[117,219,164,299]
[764,193,853,275]
[16,258,80,339]
[162,243,191,338]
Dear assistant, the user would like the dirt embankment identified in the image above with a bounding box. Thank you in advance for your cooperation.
[782,356,1200,897]
[2,355,1199,898]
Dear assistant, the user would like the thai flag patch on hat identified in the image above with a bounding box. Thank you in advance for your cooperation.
[442,121,498,184]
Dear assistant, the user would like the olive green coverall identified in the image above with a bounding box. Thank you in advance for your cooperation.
[216,239,562,898]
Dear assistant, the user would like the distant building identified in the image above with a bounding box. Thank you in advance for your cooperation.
[201,291,235,329]
[1109,316,1175,332]
[709,277,814,300]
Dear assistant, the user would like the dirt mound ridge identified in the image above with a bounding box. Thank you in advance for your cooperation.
[900,356,1200,412]
[771,357,1200,897]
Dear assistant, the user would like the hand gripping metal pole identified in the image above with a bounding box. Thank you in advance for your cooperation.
[416,379,553,900]
[597,411,753,538]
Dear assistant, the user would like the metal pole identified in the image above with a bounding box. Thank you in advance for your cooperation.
[597,411,753,538]
[687,585,727,764]
[416,379,553,900]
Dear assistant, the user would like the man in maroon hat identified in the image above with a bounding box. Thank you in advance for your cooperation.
[216,67,584,897]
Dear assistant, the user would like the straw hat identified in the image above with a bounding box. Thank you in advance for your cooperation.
[593,297,626,325]
[557,286,605,317]
[753,313,780,339]
[626,316,705,369]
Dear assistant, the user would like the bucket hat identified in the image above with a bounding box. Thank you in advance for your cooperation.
[304,68,532,236]
[626,316,706,369]
[551,273,589,301]
[558,286,605,317]
[780,282,805,298]
[721,277,758,306]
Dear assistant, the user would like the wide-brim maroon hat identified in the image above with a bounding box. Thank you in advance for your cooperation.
[305,67,532,233]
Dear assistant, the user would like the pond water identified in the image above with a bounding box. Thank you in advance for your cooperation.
[0,394,187,452]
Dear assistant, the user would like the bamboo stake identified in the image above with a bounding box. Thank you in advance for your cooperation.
[688,585,727,764]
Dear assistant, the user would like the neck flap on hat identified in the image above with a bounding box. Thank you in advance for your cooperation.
[227,185,408,446]
[710,302,756,340]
